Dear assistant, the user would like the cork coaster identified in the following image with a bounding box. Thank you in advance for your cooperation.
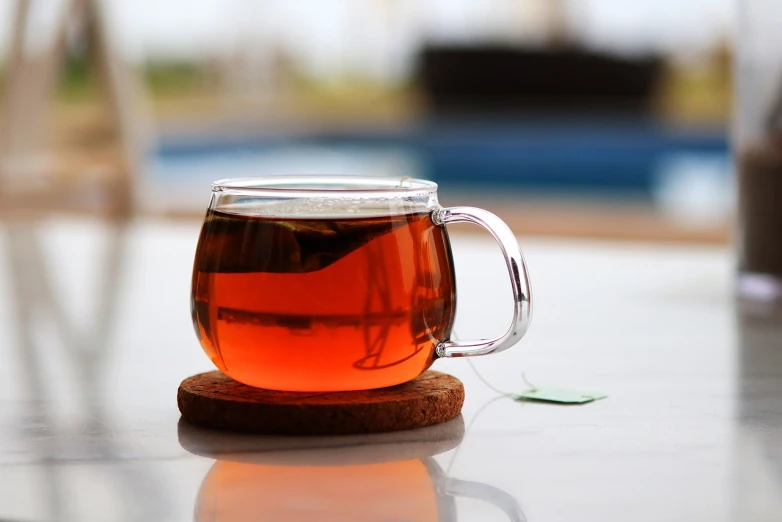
[177,370,465,436]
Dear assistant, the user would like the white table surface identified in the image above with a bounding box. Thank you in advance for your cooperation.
[0,216,778,522]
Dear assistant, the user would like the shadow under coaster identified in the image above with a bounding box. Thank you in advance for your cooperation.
[177,370,465,435]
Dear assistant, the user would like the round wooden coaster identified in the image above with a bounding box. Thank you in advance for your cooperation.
[177,370,464,436]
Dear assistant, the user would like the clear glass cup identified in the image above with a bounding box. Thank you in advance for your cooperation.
[190,176,532,391]
[735,0,782,302]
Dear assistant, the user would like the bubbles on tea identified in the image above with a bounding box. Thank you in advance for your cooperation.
[221,196,426,220]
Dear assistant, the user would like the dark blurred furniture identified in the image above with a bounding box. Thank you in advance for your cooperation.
[415,45,664,116]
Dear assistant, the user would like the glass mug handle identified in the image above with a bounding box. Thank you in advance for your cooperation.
[432,206,532,358]
[445,478,527,522]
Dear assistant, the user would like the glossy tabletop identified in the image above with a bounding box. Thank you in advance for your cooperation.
[0,216,779,522]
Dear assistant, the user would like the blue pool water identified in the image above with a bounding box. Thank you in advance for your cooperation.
[153,119,730,199]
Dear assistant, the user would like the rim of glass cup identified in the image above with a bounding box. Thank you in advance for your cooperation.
[211,175,439,198]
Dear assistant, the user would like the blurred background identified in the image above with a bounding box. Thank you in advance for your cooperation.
[0,0,734,242]
[1,3,771,521]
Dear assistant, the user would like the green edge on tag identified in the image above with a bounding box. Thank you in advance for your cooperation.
[515,387,607,404]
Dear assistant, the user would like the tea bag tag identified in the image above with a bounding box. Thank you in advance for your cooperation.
[463,348,607,405]
[515,387,606,405]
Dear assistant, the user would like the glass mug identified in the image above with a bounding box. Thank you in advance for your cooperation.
[190,176,532,392]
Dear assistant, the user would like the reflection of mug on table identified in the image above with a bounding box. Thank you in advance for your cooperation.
[191,176,532,391]
[178,418,525,522]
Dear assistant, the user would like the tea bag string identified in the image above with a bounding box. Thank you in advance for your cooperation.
[442,330,534,478]
[453,328,538,397]
[442,361,537,479]
[443,393,510,480]
[465,359,539,397]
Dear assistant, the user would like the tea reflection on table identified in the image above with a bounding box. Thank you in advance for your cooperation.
[178,416,526,522]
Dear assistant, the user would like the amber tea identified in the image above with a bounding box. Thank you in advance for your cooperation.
[191,208,456,391]
[190,176,532,393]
